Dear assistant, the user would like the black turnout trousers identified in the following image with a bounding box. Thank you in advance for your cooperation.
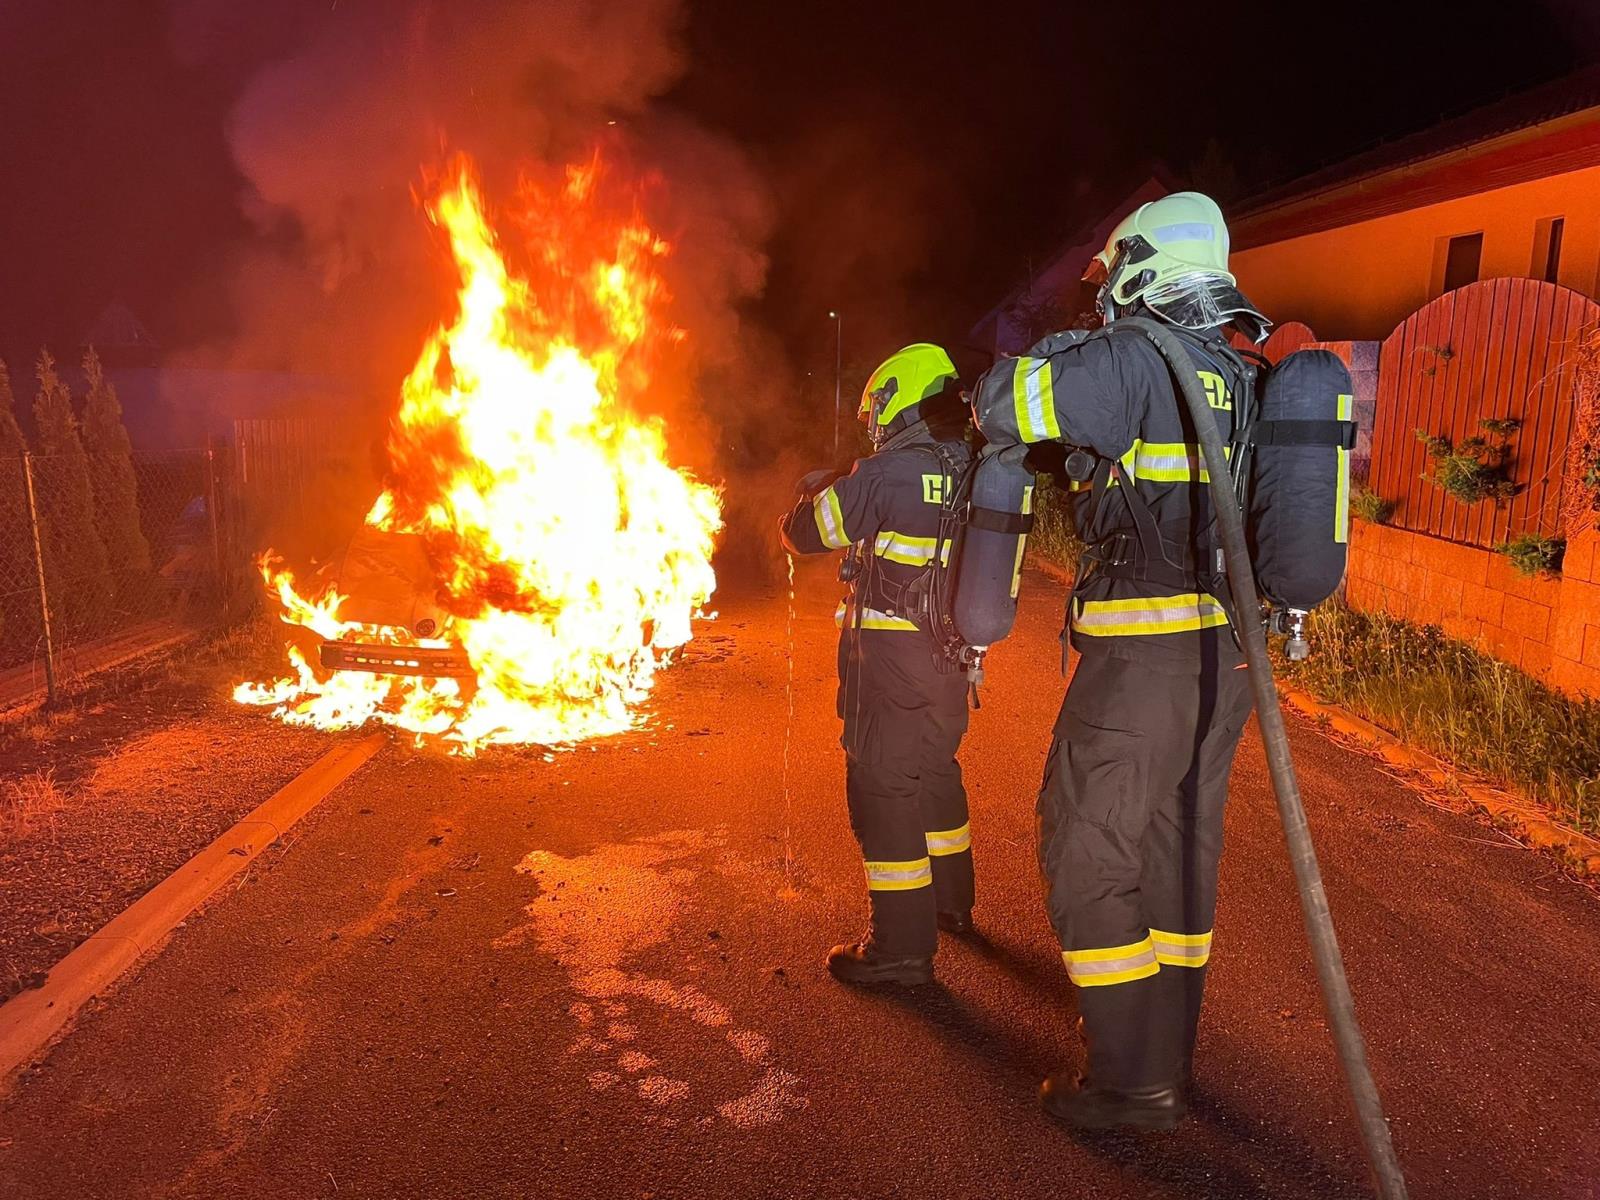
[838,628,972,959]
[1038,648,1254,1090]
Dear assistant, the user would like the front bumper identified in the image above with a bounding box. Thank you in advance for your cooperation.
[318,640,475,679]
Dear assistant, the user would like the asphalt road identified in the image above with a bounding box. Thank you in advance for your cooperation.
[2,563,1598,1200]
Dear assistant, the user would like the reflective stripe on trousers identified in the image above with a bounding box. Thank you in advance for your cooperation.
[1062,936,1159,987]
[1150,927,1213,967]
[924,822,971,857]
[864,857,933,891]
[1062,928,1212,986]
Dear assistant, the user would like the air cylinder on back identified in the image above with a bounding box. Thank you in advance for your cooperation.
[1247,348,1355,612]
[953,443,1036,648]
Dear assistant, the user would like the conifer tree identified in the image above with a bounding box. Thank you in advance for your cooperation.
[0,361,30,639]
[32,349,110,622]
[80,348,150,573]
[0,361,22,458]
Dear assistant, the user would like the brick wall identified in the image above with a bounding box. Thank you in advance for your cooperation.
[1344,523,1600,698]
[1306,340,1380,477]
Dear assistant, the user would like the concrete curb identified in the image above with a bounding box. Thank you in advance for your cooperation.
[0,731,386,1086]
[1025,556,1600,876]
[1277,686,1600,877]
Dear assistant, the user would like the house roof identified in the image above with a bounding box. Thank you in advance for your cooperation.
[1231,64,1600,249]
[81,300,158,351]
[968,165,1183,348]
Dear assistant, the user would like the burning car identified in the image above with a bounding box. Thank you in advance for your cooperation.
[313,527,474,681]
[235,156,722,752]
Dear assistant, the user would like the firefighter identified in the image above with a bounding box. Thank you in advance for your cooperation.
[779,343,976,986]
[973,192,1270,1129]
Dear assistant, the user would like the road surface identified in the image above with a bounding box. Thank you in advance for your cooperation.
[2,563,1598,1199]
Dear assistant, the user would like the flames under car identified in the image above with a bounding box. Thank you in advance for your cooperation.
[316,527,476,680]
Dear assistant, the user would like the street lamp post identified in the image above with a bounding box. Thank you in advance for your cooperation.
[829,310,842,460]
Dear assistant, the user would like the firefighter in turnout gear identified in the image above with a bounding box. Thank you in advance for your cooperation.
[779,343,976,987]
[973,192,1269,1129]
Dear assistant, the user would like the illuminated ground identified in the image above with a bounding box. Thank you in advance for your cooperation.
[2,564,1597,1199]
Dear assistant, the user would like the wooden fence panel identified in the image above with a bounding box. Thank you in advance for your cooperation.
[1370,278,1600,547]
[1228,320,1318,363]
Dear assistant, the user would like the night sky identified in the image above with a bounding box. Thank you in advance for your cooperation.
[2,0,1598,401]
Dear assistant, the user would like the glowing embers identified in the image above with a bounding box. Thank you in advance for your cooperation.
[234,156,722,752]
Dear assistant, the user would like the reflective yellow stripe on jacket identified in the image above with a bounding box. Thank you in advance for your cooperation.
[865,857,932,892]
[1150,927,1212,967]
[1074,592,1230,637]
[925,822,971,857]
[872,530,949,567]
[812,486,850,549]
[1066,441,1231,491]
[833,601,918,632]
[1062,936,1159,987]
[1012,356,1062,442]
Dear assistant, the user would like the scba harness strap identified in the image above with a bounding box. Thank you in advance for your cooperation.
[857,439,1013,694]
[1072,325,1250,641]
[1249,419,1357,448]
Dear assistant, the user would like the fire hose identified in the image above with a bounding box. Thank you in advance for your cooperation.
[1129,318,1409,1200]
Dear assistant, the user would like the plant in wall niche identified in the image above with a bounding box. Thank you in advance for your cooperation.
[1415,417,1520,505]
[1495,533,1565,577]
[1350,487,1395,524]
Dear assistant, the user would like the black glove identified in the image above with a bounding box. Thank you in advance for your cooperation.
[794,468,838,501]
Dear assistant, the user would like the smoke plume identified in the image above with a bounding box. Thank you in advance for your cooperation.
[166,0,780,467]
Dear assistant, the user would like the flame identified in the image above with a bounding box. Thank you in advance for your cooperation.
[235,155,722,752]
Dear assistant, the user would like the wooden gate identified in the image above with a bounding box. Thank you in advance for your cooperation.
[1369,278,1600,547]
[1229,319,1318,362]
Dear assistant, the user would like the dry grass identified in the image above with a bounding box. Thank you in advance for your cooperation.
[16,708,83,743]
[1,770,67,841]
[1280,605,1600,836]
[1563,325,1600,534]
[83,726,233,809]
[1027,477,1082,571]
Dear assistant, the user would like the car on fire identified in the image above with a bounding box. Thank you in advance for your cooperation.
[315,526,476,681]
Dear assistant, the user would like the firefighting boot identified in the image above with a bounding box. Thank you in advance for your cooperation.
[1039,1072,1187,1131]
[936,909,974,935]
[1071,1013,1190,1090]
[825,941,935,987]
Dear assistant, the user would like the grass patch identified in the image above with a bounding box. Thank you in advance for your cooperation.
[1,770,66,841]
[1027,475,1081,571]
[1280,604,1600,836]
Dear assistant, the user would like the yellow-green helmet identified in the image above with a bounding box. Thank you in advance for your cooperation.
[1084,191,1269,339]
[859,343,959,446]
[1090,190,1233,308]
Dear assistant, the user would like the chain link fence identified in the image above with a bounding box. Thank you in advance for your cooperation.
[0,446,241,709]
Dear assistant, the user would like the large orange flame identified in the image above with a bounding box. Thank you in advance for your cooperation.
[235,156,722,752]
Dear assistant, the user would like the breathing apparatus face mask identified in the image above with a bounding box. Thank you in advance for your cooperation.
[863,379,899,448]
[1086,235,1160,322]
